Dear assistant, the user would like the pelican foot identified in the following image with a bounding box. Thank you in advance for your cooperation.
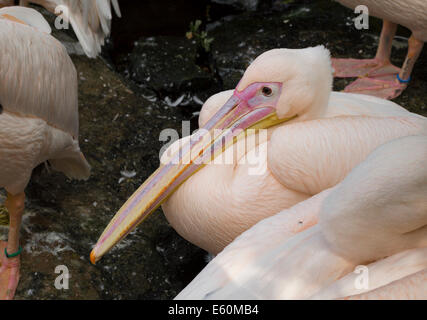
[332,58,400,78]
[342,74,407,100]
[0,241,20,300]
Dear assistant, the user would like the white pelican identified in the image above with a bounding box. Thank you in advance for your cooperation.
[0,7,90,300]
[176,134,427,299]
[333,0,427,99]
[90,46,426,263]
[0,0,121,58]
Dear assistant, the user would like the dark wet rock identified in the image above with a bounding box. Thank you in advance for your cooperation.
[212,0,261,11]
[208,12,292,89]
[129,36,221,103]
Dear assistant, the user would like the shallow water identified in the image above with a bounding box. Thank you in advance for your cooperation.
[1,0,425,299]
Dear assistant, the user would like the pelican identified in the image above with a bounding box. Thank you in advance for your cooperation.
[0,0,121,58]
[333,0,427,99]
[0,7,90,300]
[176,134,427,299]
[90,46,426,263]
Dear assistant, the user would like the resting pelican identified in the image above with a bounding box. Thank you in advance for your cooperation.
[0,0,121,58]
[0,7,90,300]
[90,46,426,263]
[176,134,427,299]
[333,0,427,99]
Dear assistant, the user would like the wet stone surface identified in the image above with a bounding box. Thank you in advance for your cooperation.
[129,36,221,102]
[1,0,425,300]
[212,0,261,11]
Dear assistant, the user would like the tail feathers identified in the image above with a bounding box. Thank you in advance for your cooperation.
[69,0,116,58]
[70,13,101,58]
[111,0,121,18]
[49,152,91,180]
[67,0,121,58]
[11,0,122,58]
[96,0,113,34]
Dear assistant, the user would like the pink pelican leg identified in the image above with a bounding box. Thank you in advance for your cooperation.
[333,20,399,78]
[333,19,425,99]
[343,34,424,100]
[0,192,24,300]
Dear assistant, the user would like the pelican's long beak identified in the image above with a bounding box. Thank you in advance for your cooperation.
[90,83,292,264]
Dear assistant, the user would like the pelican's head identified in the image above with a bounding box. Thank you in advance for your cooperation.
[90,46,333,263]
[236,46,332,121]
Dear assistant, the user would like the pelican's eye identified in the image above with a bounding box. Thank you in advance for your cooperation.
[262,86,273,97]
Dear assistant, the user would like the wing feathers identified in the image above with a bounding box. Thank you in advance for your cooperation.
[0,6,51,33]
[0,20,79,137]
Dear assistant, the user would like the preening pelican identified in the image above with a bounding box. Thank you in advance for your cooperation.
[0,0,121,58]
[90,46,426,263]
[333,0,427,99]
[176,134,427,300]
[0,7,90,300]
